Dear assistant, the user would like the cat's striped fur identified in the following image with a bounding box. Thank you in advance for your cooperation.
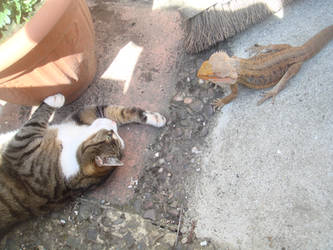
[0,94,166,238]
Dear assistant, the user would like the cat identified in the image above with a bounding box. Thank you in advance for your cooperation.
[0,93,166,238]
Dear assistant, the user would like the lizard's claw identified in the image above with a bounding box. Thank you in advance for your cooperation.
[211,98,225,111]
[257,90,277,105]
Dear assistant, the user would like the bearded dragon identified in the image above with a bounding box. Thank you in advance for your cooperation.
[197,25,333,110]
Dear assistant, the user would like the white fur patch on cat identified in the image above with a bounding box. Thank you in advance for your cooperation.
[0,130,17,153]
[44,94,65,108]
[144,111,166,127]
[55,118,123,179]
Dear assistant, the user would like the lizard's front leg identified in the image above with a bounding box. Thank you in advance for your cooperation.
[257,62,302,105]
[212,84,238,111]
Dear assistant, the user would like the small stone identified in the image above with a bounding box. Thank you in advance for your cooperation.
[163,232,177,246]
[180,119,192,127]
[196,168,201,172]
[184,128,192,139]
[158,168,164,173]
[74,210,79,216]
[168,208,179,217]
[86,227,98,242]
[156,159,165,166]
[200,240,208,247]
[191,147,201,154]
[174,127,183,137]
[167,173,172,177]
[79,205,91,220]
[186,77,191,82]
[101,216,113,227]
[202,104,214,118]
[184,97,193,104]
[143,209,156,221]
[123,232,135,248]
[100,199,105,205]
[113,217,125,225]
[198,79,205,84]
[181,237,188,244]
[173,92,184,102]
[189,100,204,113]
[143,200,154,210]
[66,235,81,248]
[154,152,160,158]
[60,219,66,225]
[169,200,178,208]
[200,125,209,137]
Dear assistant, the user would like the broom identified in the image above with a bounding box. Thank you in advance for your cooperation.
[180,0,297,54]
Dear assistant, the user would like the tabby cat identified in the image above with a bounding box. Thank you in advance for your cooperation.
[0,94,166,238]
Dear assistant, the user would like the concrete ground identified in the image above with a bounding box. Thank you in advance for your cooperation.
[185,0,333,249]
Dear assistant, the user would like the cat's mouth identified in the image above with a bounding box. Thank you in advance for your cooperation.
[95,155,124,167]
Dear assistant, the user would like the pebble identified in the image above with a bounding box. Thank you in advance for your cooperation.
[173,92,184,102]
[158,158,166,165]
[60,219,66,225]
[186,77,191,82]
[189,100,204,113]
[86,227,98,241]
[184,97,193,104]
[181,237,188,244]
[169,200,178,208]
[191,147,201,154]
[174,127,183,137]
[113,217,125,225]
[200,240,208,247]
[143,209,156,221]
[200,126,210,137]
[168,208,179,217]
[158,168,164,173]
[79,205,91,220]
[143,200,154,210]
[101,216,113,227]
[198,79,205,84]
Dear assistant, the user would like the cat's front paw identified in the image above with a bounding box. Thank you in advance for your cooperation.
[44,94,65,108]
[144,111,166,127]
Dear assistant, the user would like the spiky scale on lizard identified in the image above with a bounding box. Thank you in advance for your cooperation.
[197,25,333,110]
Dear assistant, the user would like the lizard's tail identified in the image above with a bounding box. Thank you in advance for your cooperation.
[302,25,333,60]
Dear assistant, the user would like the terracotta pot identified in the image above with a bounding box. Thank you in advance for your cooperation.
[0,0,96,105]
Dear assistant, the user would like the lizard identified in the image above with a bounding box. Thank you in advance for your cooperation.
[197,25,333,110]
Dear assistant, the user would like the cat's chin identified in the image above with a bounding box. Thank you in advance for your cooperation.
[95,155,124,167]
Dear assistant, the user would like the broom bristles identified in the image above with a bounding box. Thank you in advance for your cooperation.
[184,0,296,54]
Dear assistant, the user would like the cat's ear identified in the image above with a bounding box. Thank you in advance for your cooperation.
[95,156,124,167]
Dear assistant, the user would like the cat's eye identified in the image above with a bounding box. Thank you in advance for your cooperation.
[105,135,112,143]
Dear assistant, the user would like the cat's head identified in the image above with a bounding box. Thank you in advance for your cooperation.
[77,127,124,177]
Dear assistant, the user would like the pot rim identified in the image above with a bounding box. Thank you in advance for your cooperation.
[0,0,72,72]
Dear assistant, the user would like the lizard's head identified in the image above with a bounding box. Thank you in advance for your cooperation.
[197,51,238,85]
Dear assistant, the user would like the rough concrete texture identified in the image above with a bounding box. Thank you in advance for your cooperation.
[185,0,333,249]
